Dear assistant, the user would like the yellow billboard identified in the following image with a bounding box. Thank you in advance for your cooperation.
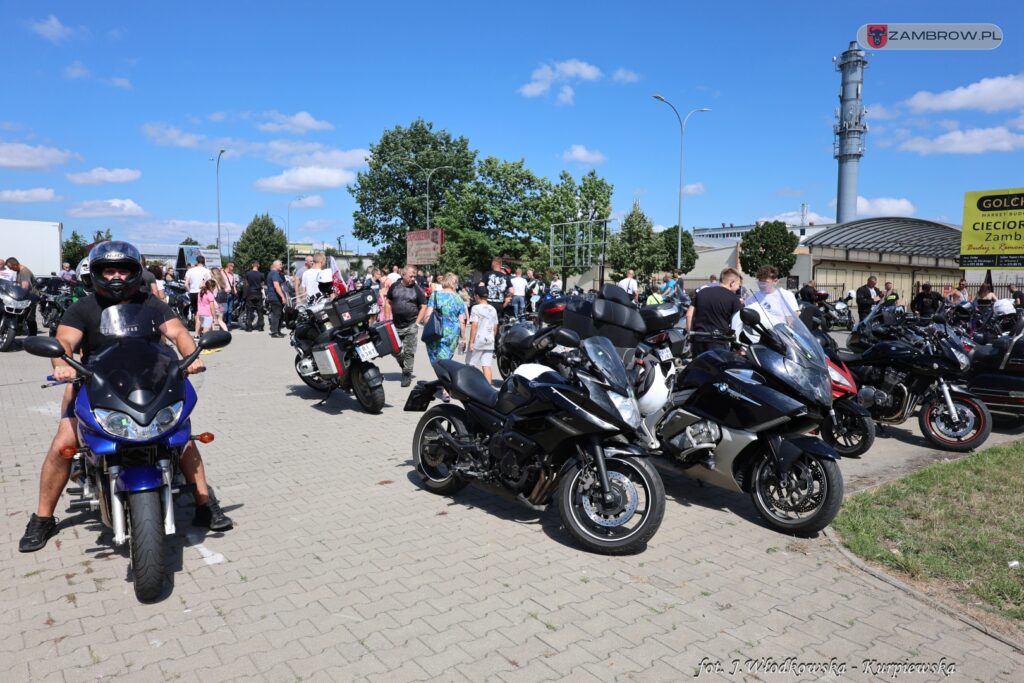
[961,187,1024,269]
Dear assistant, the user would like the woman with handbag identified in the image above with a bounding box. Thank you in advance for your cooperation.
[422,273,467,402]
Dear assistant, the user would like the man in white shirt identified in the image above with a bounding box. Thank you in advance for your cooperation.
[509,268,528,318]
[184,255,212,335]
[300,261,322,303]
[294,256,313,298]
[618,269,639,303]
[386,265,402,284]
[744,264,799,328]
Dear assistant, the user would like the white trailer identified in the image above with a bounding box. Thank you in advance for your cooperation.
[0,218,63,275]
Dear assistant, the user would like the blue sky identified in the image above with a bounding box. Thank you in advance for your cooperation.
[1,1,1022,254]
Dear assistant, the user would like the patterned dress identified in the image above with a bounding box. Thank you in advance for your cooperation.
[426,290,466,364]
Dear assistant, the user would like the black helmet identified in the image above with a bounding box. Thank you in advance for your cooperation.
[89,240,143,302]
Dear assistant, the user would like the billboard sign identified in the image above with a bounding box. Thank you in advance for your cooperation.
[961,188,1024,269]
[857,23,1003,51]
[406,229,444,265]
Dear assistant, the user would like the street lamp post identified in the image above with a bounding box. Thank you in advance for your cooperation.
[287,194,307,272]
[215,149,226,257]
[653,96,710,270]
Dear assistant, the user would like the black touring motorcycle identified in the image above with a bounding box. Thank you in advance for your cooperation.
[406,331,665,555]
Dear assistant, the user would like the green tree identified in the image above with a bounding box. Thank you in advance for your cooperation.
[738,220,798,277]
[350,119,477,266]
[657,226,698,274]
[232,214,287,270]
[542,170,615,276]
[608,200,666,283]
[92,228,113,243]
[180,235,200,246]
[62,230,89,265]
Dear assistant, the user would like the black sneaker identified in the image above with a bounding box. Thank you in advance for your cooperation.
[401,373,412,388]
[193,500,233,531]
[19,514,58,552]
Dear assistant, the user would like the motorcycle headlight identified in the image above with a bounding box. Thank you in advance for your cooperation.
[94,401,184,440]
[2,294,30,309]
[827,364,854,390]
[835,302,848,311]
[609,390,642,429]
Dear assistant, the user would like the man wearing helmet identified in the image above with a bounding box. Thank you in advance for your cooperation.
[19,241,233,553]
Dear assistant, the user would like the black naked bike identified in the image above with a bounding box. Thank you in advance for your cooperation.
[406,331,666,555]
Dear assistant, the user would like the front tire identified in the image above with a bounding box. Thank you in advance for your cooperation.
[496,351,518,379]
[127,490,165,602]
[919,394,992,452]
[0,318,15,351]
[352,365,385,414]
[413,405,470,496]
[557,456,665,555]
[751,452,843,536]
[821,408,875,457]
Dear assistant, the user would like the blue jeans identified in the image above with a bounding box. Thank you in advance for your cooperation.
[511,295,525,319]
[222,295,235,326]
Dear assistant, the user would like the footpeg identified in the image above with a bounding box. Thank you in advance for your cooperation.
[66,487,84,496]
[67,499,98,511]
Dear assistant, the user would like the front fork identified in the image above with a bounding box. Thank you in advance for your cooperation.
[938,379,961,425]
[106,459,175,546]
[586,437,615,505]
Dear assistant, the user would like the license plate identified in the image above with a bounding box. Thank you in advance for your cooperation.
[356,342,379,362]
[656,347,673,362]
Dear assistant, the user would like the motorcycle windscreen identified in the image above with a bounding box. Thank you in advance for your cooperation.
[88,305,180,410]
[581,336,630,395]
[736,285,832,407]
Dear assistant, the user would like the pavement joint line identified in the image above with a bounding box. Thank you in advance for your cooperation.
[821,525,1024,656]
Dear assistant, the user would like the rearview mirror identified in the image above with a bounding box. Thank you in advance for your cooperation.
[740,308,761,327]
[23,336,65,358]
[553,328,581,349]
[198,330,232,350]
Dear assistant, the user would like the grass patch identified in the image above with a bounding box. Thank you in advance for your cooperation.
[833,441,1024,622]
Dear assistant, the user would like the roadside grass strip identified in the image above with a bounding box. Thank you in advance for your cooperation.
[833,442,1024,622]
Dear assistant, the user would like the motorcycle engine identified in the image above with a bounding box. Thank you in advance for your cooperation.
[491,431,539,490]
[295,356,319,377]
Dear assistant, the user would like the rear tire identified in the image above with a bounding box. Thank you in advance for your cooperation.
[557,456,665,555]
[352,365,385,414]
[750,452,843,536]
[919,394,992,452]
[127,490,165,602]
[413,405,470,496]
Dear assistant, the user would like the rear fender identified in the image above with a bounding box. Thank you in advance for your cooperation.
[359,363,384,388]
[405,380,441,412]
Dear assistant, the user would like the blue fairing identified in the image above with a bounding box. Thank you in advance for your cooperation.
[114,466,163,493]
[73,381,196,449]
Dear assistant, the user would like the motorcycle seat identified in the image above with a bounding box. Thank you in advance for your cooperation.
[437,360,499,408]
[971,344,1003,369]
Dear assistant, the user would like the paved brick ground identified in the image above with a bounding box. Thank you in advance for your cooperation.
[1,331,1021,682]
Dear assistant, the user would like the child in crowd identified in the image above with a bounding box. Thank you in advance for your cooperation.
[197,279,217,335]
[467,283,498,382]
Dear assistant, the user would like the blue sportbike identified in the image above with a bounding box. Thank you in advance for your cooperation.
[25,304,230,601]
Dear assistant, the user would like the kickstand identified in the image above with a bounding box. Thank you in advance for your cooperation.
[315,387,334,406]
[876,423,886,435]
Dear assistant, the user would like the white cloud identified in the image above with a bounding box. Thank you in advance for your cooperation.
[68,198,146,218]
[108,77,132,90]
[66,167,142,185]
[65,61,90,79]
[905,73,1024,113]
[282,145,369,168]
[683,182,705,196]
[142,123,206,149]
[612,68,640,83]
[519,59,603,99]
[562,144,606,165]
[763,210,833,225]
[899,126,1024,154]
[29,15,78,43]
[208,111,227,122]
[0,141,75,169]
[290,194,324,208]
[867,103,898,119]
[652,224,669,233]
[254,166,355,192]
[123,219,244,245]
[557,85,575,105]
[300,218,337,232]
[1009,111,1024,129]
[0,188,58,203]
[0,122,21,131]
[257,111,333,134]
[857,196,916,217]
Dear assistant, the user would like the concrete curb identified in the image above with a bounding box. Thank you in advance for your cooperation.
[822,526,1024,656]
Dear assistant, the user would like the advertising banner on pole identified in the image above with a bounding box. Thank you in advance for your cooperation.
[961,188,1024,269]
[406,229,444,265]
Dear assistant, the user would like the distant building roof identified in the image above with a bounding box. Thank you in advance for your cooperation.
[802,217,962,259]
[693,236,739,250]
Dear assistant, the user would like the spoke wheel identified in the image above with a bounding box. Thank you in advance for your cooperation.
[919,396,991,453]
[413,405,470,496]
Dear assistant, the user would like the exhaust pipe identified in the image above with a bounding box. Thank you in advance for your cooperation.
[108,466,127,545]
[159,459,175,535]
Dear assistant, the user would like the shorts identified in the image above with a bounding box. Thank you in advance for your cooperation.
[200,315,213,329]
[467,349,494,369]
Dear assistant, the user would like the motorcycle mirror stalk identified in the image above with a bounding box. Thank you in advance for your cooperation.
[23,336,93,378]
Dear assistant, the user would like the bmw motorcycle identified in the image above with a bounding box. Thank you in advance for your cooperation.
[24,305,231,601]
[289,290,397,413]
[36,277,76,337]
[0,278,37,351]
[406,331,666,555]
[163,280,194,329]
